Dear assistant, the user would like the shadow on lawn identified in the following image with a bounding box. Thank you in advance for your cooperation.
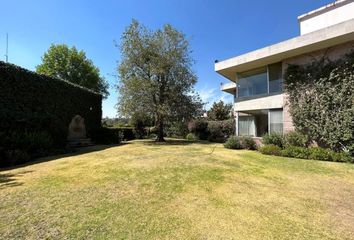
[0,170,33,189]
[0,143,130,172]
[141,139,216,146]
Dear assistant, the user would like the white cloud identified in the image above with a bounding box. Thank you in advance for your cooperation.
[198,87,233,110]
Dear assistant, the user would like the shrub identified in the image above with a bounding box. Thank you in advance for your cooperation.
[92,127,123,144]
[331,151,353,163]
[240,136,257,150]
[281,146,311,159]
[188,118,209,140]
[308,147,333,161]
[115,127,135,141]
[284,52,354,156]
[285,131,310,147]
[207,119,234,143]
[0,61,102,148]
[259,144,282,156]
[262,133,285,148]
[186,133,197,141]
[0,130,54,167]
[224,136,243,149]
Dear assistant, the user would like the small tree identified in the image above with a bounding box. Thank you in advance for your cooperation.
[207,100,233,120]
[36,44,109,98]
[117,20,203,141]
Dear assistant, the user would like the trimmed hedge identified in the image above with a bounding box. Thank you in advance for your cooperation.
[259,144,353,163]
[0,61,102,165]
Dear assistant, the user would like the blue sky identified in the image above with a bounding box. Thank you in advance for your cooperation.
[0,0,332,117]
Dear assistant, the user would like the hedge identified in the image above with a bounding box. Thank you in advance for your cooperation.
[0,61,102,165]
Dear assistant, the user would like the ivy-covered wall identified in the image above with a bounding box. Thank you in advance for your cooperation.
[0,61,102,146]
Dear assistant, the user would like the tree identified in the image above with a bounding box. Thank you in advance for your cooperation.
[207,100,233,120]
[117,20,203,141]
[36,44,109,98]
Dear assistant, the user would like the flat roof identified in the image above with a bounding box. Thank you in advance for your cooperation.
[298,0,353,22]
[215,19,354,81]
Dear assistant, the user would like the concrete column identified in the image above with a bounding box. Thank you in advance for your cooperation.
[235,111,239,136]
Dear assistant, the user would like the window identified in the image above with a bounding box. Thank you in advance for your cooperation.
[269,109,283,134]
[236,63,283,97]
[268,63,283,93]
[237,68,267,97]
[238,116,256,136]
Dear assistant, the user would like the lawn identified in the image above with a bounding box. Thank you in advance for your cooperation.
[1,139,354,239]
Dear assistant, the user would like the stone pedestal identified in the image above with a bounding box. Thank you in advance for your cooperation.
[67,115,93,147]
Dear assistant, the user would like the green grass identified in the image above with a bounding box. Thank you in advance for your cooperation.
[1,139,354,239]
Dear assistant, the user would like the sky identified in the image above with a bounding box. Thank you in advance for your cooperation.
[0,0,333,118]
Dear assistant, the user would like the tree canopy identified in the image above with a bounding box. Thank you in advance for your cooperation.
[36,44,109,98]
[117,20,203,141]
[207,100,233,121]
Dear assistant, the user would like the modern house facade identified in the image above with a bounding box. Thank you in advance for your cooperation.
[215,0,354,139]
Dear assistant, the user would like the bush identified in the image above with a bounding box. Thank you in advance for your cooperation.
[0,130,54,167]
[281,146,311,159]
[0,61,102,147]
[262,133,285,148]
[186,133,197,141]
[188,118,209,140]
[92,127,123,144]
[285,131,309,147]
[331,151,353,163]
[240,136,257,150]
[224,136,243,149]
[259,144,282,156]
[115,127,135,141]
[207,119,234,143]
[308,147,333,161]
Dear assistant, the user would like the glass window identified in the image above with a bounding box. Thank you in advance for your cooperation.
[237,68,267,97]
[269,109,283,134]
[268,63,283,93]
[238,116,256,136]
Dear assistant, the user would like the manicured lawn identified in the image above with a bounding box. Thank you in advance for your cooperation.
[1,139,354,239]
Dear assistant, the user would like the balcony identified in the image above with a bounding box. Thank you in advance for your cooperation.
[220,82,236,95]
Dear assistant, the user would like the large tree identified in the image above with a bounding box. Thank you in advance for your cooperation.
[117,20,203,141]
[36,44,109,98]
[207,100,233,121]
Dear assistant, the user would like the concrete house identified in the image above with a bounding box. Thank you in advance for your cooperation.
[215,0,354,140]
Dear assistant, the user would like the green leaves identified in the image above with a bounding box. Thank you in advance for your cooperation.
[284,51,354,156]
[36,44,109,98]
[117,20,203,140]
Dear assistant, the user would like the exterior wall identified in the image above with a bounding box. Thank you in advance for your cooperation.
[299,0,354,35]
[234,94,283,111]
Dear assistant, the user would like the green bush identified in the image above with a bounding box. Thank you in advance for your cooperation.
[188,118,209,140]
[224,136,243,149]
[285,131,309,147]
[0,130,54,167]
[259,144,282,156]
[262,133,285,148]
[281,146,311,159]
[186,133,197,141]
[207,119,235,143]
[114,127,135,140]
[331,151,353,163]
[92,127,123,144]
[240,136,257,150]
[308,147,333,161]
[0,61,102,156]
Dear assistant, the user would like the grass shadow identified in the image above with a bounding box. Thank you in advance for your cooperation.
[0,143,130,172]
[141,138,216,146]
[0,170,33,189]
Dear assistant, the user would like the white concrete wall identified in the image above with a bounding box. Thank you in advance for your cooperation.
[234,94,283,111]
[299,0,354,35]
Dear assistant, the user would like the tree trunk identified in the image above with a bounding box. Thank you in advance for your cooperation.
[156,116,165,142]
